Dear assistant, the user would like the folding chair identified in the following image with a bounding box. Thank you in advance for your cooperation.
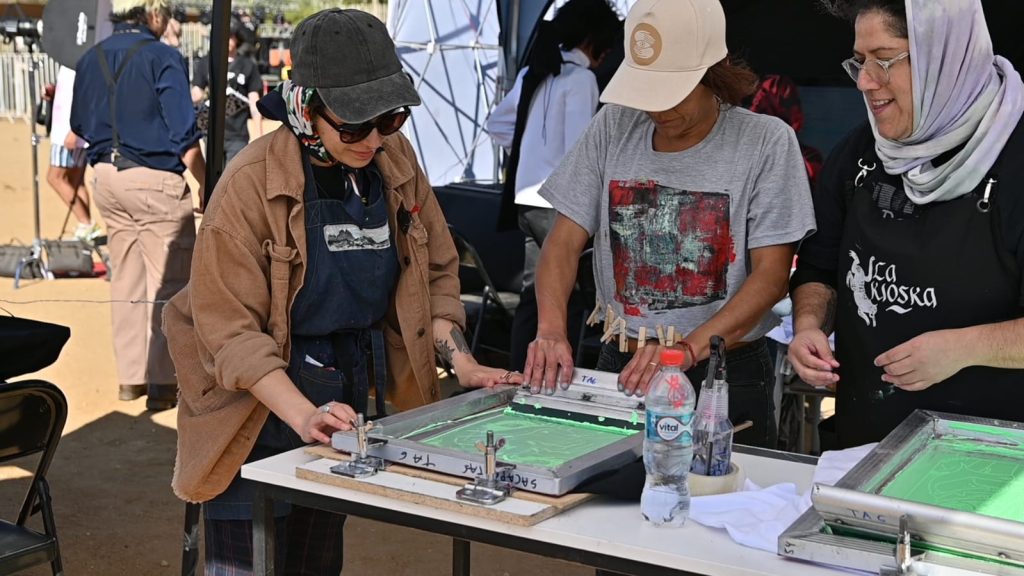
[447,225,520,359]
[0,379,67,576]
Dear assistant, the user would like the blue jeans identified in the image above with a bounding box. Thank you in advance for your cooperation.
[597,337,777,449]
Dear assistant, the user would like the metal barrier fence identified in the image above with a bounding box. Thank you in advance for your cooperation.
[0,2,388,121]
[0,52,60,121]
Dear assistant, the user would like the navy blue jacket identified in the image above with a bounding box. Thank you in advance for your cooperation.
[71,24,200,174]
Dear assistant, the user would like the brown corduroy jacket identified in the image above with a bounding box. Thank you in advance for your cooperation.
[163,126,465,503]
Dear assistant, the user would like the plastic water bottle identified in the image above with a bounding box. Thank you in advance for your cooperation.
[641,348,696,527]
[691,336,734,476]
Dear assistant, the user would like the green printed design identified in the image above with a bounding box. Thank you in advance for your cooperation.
[417,409,637,469]
[880,437,1024,523]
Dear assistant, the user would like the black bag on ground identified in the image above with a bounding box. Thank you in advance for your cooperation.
[44,240,94,277]
[0,315,71,381]
[0,244,39,278]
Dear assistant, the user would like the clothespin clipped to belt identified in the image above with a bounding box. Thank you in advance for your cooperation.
[617,318,628,353]
[586,300,603,327]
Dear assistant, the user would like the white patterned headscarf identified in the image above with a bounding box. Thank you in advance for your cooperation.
[279,80,336,165]
[869,0,1024,204]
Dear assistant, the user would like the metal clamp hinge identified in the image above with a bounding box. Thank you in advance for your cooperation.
[330,413,388,479]
[455,430,515,506]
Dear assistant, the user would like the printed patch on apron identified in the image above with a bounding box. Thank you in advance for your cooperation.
[324,223,391,252]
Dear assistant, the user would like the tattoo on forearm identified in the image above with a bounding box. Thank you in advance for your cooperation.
[435,338,455,364]
[449,326,471,354]
[822,288,837,334]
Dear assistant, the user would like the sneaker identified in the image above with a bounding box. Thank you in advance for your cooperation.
[73,223,103,243]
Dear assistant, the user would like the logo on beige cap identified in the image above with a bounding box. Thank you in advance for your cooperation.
[630,23,662,66]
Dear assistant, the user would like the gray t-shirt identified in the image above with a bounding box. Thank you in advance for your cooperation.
[540,104,816,341]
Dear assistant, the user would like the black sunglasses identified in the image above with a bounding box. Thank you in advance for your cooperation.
[319,107,411,144]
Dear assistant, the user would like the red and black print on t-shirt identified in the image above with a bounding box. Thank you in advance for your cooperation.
[608,179,735,315]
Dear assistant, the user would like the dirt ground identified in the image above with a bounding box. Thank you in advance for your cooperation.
[0,120,594,576]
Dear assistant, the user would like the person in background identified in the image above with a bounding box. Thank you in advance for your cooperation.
[70,0,206,411]
[486,0,622,372]
[748,74,824,190]
[160,15,181,47]
[164,9,520,573]
[746,74,824,367]
[789,0,1024,448]
[48,65,101,242]
[191,18,263,164]
[524,0,816,449]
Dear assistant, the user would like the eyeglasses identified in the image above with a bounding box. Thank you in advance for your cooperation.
[841,52,909,86]
[319,107,411,144]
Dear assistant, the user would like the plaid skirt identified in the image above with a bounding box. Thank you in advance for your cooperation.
[204,505,347,575]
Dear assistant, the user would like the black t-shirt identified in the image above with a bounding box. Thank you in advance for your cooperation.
[793,119,1024,306]
[193,55,262,143]
[310,163,379,204]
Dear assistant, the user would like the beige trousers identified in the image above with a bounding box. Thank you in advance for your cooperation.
[93,163,195,387]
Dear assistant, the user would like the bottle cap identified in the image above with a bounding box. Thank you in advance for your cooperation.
[660,348,685,366]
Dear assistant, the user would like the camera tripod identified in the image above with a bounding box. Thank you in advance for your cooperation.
[13,52,51,288]
[12,52,110,289]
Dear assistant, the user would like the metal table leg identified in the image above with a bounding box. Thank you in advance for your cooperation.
[453,538,471,576]
[253,486,275,575]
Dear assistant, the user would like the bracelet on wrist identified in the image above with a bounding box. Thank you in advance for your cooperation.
[678,340,696,369]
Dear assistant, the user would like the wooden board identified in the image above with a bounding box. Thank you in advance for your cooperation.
[296,445,593,527]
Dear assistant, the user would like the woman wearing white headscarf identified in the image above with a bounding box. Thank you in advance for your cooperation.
[789,0,1024,447]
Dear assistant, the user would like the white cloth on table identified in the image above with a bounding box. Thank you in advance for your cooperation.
[689,443,877,552]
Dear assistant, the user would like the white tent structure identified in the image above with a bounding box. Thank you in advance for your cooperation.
[387,0,634,188]
[387,0,503,187]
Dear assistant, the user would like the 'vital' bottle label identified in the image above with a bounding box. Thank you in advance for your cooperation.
[646,411,693,445]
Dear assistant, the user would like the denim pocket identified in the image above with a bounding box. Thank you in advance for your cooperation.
[297,363,348,409]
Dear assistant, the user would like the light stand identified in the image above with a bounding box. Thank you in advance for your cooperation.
[13,47,53,288]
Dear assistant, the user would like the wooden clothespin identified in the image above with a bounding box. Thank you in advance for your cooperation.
[666,326,676,347]
[638,326,647,348]
[604,305,616,334]
[600,319,618,344]
[656,325,666,347]
[586,302,602,327]
[617,318,628,353]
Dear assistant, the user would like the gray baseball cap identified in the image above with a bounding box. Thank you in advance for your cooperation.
[290,9,421,123]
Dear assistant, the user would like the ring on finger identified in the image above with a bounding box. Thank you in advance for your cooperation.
[648,361,658,367]
[319,403,332,414]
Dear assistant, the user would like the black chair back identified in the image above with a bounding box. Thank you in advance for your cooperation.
[0,379,67,575]
[446,225,519,358]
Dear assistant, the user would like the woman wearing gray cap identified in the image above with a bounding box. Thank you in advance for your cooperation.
[524,0,816,448]
[163,9,520,573]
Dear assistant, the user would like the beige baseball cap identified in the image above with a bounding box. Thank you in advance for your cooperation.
[601,0,728,112]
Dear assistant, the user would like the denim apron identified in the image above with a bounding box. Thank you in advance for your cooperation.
[205,152,399,520]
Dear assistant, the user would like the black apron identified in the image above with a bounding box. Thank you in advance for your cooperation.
[205,152,399,520]
[834,148,1024,448]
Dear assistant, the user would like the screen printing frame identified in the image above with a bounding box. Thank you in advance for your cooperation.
[331,369,646,496]
[780,410,1024,575]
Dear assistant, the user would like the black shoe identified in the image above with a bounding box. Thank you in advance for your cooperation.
[145,384,178,411]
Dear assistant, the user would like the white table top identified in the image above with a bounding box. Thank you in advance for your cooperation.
[242,448,843,576]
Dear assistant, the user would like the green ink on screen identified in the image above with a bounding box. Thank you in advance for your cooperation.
[880,437,1024,523]
[418,408,637,469]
